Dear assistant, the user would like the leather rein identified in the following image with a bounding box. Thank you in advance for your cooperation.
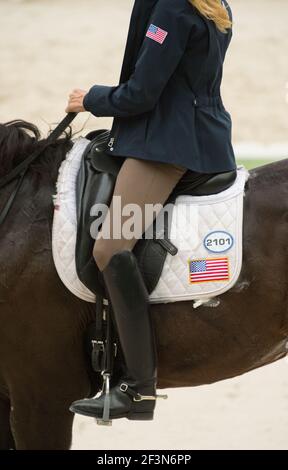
[0,112,78,225]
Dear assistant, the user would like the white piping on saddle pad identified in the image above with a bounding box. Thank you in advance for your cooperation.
[52,138,249,306]
[52,137,95,302]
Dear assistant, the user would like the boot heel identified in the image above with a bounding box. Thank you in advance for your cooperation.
[128,411,154,421]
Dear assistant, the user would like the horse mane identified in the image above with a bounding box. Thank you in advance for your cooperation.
[0,119,74,181]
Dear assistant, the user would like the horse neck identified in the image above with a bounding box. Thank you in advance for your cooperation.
[1,138,71,232]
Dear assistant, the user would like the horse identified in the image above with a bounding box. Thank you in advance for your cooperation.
[0,119,287,450]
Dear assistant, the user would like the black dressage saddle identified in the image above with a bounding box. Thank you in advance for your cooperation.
[75,129,237,296]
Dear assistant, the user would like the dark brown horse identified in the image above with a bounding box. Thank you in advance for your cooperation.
[0,120,287,450]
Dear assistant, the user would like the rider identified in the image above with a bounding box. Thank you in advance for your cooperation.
[66,0,236,421]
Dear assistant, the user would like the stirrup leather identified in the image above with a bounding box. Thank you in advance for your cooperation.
[119,382,168,402]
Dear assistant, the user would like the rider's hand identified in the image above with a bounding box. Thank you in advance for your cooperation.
[65,88,87,113]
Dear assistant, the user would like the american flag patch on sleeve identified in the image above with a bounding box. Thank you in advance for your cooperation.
[146,24,168,45]
[189,257,230,284]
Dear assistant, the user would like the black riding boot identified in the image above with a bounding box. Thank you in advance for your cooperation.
[70,251,161,421]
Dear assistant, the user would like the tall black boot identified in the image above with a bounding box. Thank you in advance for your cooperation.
[70,251,164,421]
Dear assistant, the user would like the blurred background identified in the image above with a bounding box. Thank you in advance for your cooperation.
[1,0,288,450]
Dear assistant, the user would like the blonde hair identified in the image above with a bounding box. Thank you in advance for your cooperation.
[189,0,232,33]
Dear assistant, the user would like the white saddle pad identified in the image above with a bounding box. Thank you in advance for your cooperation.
[52,138,249,305]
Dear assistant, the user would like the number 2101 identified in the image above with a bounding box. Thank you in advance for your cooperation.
[205,238,232,247]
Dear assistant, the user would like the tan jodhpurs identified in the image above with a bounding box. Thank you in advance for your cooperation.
[93,157,186,271]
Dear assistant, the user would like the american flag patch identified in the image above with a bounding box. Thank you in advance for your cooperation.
[146,24,168,45]
[189,258,230,284]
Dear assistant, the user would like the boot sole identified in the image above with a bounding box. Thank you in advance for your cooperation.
[70,406,154,421]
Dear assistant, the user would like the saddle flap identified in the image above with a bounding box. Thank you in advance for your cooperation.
[75,131,122,295]
[73,129,168,296]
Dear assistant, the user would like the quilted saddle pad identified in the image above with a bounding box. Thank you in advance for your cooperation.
[52,138,249,305]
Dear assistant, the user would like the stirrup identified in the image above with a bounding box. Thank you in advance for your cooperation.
[96,372,113,427]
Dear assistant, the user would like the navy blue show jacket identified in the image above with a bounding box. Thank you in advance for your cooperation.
[83,0,236,174]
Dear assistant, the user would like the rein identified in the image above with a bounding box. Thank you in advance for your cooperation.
[0,112,77,225]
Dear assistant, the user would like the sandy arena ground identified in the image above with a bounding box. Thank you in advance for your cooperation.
[1,0,288,450]
[1,0,288,146]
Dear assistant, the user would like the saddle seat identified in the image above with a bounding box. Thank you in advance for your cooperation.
[75,130,237,296]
